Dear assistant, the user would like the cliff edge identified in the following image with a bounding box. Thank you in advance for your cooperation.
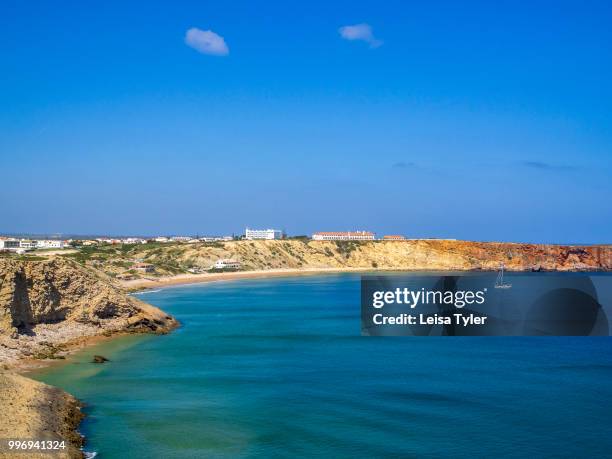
[0,257,177,365]
[120,239,612,274]
[0,257,178,457]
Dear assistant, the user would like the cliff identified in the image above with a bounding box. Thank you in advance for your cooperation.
[0,258,177,458]
[0,257,177,365]
[123,239,612,274]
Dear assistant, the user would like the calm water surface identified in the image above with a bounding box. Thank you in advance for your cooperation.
[34,274,612,458]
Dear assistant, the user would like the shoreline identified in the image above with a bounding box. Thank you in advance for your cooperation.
[14,328,168,374]
[0,257,179,458]
[2,326,179,459]
[121,267,376,292]
[119,266,610,293]
[2,326,178,459]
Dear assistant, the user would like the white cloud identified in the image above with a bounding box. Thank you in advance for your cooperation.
[185,27,229,56]
[338,23,382,48]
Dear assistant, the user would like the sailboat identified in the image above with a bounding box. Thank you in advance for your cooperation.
[494,263,512,289]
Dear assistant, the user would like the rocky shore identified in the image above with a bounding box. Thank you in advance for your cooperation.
[0,258,178,457]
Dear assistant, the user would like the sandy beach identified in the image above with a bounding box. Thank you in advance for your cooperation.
[120,267,376,291]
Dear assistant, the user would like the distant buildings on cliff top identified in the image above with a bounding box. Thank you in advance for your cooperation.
[0,237,66,253]
[244,228,407,241]
[312,231,375,241]
[245,228,284,240]
[1,229,444,253]
[243,228,410,241]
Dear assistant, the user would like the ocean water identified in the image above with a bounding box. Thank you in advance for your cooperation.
[33,274,612,458]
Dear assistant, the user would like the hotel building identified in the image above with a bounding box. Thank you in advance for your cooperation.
[0,239,20,250]
[312,231,375,241]
[245,228,283,240]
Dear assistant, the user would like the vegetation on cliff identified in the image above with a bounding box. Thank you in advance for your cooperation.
[47,240,612,281]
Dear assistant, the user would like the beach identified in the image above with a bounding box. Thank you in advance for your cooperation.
[120,267,375,291]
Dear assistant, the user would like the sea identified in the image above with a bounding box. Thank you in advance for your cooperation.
[32,273,612,458]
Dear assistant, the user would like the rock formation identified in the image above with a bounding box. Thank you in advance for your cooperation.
[0,257,177,364]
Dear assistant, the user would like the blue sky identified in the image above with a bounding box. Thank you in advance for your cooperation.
[1,1,611,242]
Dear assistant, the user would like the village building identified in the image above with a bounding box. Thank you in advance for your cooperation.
[212,259,241,270]
[36,240,65,249]
[19,240,38,250]
[312,231,375,241]
[383,235,405,241]
[132,262,155,273]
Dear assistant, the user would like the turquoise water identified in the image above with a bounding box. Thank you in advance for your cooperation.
[34,274,612,457]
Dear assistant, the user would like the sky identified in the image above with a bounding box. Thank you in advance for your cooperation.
[1,0,611,243]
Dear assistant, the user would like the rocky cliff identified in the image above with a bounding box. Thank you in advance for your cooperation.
[0,258,177,458]
[128,239,612,273]
[0,258,177,364]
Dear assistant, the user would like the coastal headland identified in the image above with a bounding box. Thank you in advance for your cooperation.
[0,239,611,456]
[0,257,177,457]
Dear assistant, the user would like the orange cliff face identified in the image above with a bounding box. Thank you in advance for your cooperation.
[403,240,612,271]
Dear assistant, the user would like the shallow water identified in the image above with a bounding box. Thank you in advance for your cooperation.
[34,274,612,457]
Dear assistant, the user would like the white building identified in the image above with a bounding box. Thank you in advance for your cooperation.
[245,228,283,240]
[36,240,65,249]
[19,240,38,249]
[212,259,241,269]
[199,236,233,242]
[171,236,193,242]
[132,262,155,273]
[122,238,147,244]
[312,231,375,241]
[0,239,20,250]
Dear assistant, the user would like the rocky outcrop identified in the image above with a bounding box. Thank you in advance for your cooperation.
[0,258,177,364]
[0,258,175,336]
[0,258,178,458]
